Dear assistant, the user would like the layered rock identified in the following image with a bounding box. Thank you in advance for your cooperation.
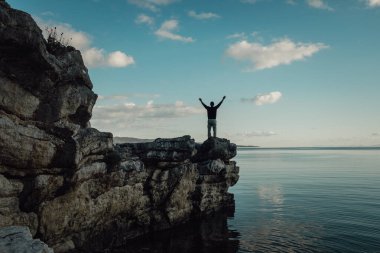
[77,136,239,251]
[0,1,240,252]
[0,175,38,236]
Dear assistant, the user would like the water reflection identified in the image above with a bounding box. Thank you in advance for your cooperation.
[99,210,240,253]
[257,184,284,206]
[237,218,323,253]
[231,183,325,252]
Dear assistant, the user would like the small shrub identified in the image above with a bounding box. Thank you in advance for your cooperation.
[45,26,72,52]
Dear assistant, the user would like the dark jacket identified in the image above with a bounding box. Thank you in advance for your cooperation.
[200,98,224,119]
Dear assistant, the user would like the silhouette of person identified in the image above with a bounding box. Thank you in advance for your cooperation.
[199,96,226,138]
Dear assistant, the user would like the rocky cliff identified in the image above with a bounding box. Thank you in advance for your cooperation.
[0,1,239,252]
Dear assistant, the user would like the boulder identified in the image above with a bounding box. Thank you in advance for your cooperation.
[197,159,226,175]
[192,137,237,162]
[73,128,113,167]
[0,226,53,253]
[0,175,23,197]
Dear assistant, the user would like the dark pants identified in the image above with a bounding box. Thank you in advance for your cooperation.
[208,119,217,138]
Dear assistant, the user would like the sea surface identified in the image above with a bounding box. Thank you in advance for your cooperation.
[229,147,380,253]
[112,148,380,253]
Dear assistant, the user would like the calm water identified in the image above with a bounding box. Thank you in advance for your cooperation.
[108,148,380,253]
[229,148,380,253]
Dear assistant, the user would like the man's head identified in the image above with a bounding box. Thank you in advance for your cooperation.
[210,101,214,107]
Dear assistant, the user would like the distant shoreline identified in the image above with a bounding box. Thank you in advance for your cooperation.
[114,138,380,150]
[237,146,380,150]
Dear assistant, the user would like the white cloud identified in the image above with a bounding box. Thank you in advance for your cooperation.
[135,14,154,25]
[242,91,282,106]
[98,95,130,100]
[128,0,159,12]
[98,93,160,100]
[146,100,154,109]
[227,32,247,40]
[175,100,184,107]
[188,10,220,20]
[128,0,180,12]
[93,100,202,120]
[306,0,334,11]
[286,0,296,5]
[366,0,380,7]
[226,38,328,71]
[155,19,194,42]
[41,11,55,17]
[81,48,105,67]
[238,131,277,137]
[35,18,135,68]
[107,51,135,68]
[91,99,203,132]
[241,0,259,4]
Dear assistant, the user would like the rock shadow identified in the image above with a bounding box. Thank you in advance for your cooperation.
[78,208,240,253]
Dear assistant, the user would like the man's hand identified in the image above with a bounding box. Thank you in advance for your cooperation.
[199,98,202,101]
[223,96,226,99]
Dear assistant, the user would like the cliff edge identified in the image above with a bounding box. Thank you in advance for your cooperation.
[0,1,239,252]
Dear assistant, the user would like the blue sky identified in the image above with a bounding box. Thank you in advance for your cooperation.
[8,0,380,146]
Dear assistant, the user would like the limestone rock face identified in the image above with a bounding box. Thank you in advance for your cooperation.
[0,226,54,253]
[125,135,196,162]
[197,159,226,175]
[0,114,63,175]
[0,1,240,252]
[0,175,38,235]
[0,2,95,125]
[0,174,23,197]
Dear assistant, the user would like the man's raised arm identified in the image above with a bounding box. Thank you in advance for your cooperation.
[215,96,226,108]
[199,98,208,108]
